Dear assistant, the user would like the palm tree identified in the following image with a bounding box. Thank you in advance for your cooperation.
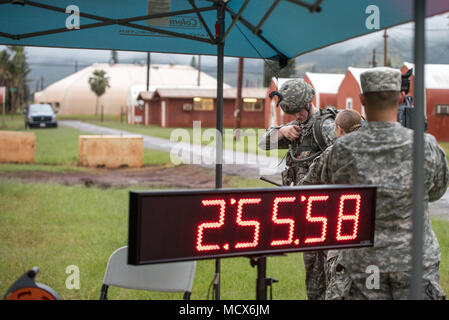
[0,46,30,114]
[0,50,12,87]
[88,70,110,119]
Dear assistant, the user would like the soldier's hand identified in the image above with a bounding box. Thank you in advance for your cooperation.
[279,125,302,141]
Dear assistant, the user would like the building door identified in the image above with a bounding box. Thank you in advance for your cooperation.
[346,97,353,110]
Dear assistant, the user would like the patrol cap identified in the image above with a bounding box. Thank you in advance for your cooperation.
[277,79,315,114]
[360,67,402,93]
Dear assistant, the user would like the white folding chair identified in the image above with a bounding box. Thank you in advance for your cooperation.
[99,246,196,300]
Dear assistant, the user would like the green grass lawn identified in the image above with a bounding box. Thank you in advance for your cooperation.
[440,142,449,161]
[0,180,306,300]
[0,180,448,300]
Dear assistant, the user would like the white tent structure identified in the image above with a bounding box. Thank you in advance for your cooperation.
[34,63,227,116]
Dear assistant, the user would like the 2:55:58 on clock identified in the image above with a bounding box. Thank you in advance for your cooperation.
[128,185,377,265]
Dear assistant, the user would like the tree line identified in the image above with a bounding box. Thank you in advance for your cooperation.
[0,46,31,113]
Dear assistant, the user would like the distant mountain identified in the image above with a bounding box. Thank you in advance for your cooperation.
[195,37,449,86]
[27,33,449,93]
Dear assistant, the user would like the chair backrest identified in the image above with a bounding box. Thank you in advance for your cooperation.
[102,246,196,293]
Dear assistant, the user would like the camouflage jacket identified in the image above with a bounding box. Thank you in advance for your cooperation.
[258,109,336,185]
[299,144,333,185]
[321,121,449,273]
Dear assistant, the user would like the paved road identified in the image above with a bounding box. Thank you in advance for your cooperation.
[61,120,285,182]
[61,120,449,220]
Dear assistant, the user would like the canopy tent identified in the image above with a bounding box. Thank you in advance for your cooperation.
[0,1,447,60]
[1,0,448,300]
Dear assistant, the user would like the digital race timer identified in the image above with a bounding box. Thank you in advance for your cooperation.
[128,186,376,265]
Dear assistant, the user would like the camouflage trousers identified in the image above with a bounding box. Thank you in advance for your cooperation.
[325,257,446,300]
[303,251,327,300]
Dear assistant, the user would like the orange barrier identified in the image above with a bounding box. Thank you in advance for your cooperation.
[0,131,35,164]
[78,135,143,168]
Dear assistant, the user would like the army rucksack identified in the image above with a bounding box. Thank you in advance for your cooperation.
[312,107,338,151]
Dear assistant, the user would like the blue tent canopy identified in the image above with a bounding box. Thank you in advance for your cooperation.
[0,0,447,60]
[1,0,448,300]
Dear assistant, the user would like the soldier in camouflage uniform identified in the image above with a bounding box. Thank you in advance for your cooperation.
[298,109,362,296]
[258,79,336,300]
[321,67,449,299]
[299,109,362,185]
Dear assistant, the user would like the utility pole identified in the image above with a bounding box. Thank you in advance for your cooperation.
[146,52,151,92]
[234,57,244,141]
[75,60,78,72]
[197,55,201,87]
[383,29,389,66]
[372,48,377,67]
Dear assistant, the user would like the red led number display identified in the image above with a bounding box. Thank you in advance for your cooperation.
[128,186,376,265]
[196,199,226,251]
[271,197,296,246]
[304,195,329,244]
[336,194,361,241]
[195,193,365,253]
[235,198,262,249]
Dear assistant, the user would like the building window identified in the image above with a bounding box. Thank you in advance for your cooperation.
[193,97,214,111]
[243,98,262,111]
[436,104,449,115]
[346,98,353,110]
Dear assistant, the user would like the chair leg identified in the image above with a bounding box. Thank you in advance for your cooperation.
[99,284,109,300]
[183,291,191,300]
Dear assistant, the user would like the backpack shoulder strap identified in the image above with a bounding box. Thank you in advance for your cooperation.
[312,108,337,151]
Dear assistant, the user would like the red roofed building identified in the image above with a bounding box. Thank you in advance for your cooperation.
[136,87,267,128]
[336,67,371,116]
[304,72,344,109]
[401,62,449,142]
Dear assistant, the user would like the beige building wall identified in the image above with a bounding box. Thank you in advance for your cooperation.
[34,63,224,116]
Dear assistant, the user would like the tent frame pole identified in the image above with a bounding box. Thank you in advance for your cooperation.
[213,0,226,301]
[3,1,217,43]
[410,0,426,300]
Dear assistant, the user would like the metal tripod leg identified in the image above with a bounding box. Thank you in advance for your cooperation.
[250,256,279,300]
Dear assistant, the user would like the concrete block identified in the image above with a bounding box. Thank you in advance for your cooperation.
[0,131,35,164]
[78,135,143,168]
